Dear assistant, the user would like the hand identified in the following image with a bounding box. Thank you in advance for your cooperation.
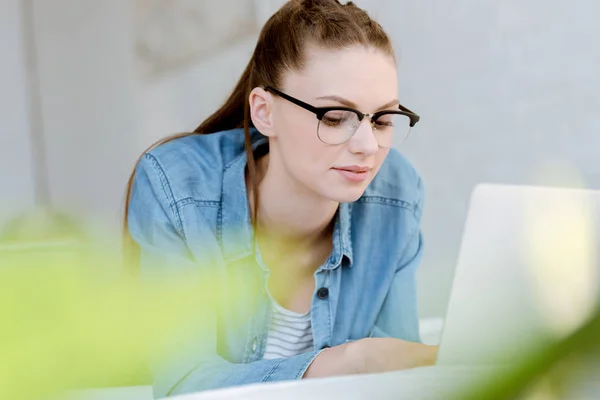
[347,338,438,374]
[303,341,360,378]
[303,338,438,379]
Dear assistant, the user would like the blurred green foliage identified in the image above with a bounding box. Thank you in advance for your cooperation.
[0,237,233,400]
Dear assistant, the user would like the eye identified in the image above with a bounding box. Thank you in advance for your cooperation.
[375,118,393,128]
[322,111,355,127]
[373,114,399,129]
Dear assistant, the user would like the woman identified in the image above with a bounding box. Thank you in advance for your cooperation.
[125,0,437,397]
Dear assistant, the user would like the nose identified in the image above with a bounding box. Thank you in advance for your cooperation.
[347,116,379,156]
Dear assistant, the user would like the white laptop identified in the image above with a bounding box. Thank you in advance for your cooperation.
[163,183,600,399]
[437,183,599,366]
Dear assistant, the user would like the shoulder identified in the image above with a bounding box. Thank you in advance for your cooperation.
[137,128,257,203]
[360,149,424,216]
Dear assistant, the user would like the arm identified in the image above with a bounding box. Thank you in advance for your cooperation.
[307,231,435,375]
[305,234,427,377]
[128,155,355,397]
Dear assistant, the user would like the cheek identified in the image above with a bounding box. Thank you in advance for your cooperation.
[279,112,318,147]
[280,116,331,165]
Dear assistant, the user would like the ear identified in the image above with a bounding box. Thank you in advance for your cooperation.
[249,87,276,138]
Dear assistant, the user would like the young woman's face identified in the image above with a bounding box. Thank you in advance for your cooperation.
[265,45,399,203]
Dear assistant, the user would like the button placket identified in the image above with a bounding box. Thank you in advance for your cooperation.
[311,269,333,350]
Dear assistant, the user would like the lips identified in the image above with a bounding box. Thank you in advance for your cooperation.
[333,166,372,173]
[332,165,372,183]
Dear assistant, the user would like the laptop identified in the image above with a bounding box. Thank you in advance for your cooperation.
[437,183,600,367]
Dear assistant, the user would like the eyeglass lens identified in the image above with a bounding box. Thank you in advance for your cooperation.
[317,110,411,147]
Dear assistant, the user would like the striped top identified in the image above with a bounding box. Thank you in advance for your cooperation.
[262,297,314,360]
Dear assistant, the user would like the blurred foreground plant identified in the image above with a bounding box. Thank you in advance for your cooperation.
[460,302,599,399]
[0,236,233,400]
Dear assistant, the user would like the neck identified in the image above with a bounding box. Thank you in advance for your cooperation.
[248,153,338,267]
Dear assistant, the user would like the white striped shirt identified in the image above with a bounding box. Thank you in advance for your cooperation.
[262,297,314,360]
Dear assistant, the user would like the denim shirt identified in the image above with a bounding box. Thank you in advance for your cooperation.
[128,128,424,397]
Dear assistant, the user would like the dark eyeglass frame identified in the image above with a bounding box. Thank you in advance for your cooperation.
[264,86,420,128]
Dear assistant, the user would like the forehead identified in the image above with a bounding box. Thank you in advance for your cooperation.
[281,44,399,109]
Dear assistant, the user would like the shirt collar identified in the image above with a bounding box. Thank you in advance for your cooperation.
[320,202,354,270]
[221,129,354,268]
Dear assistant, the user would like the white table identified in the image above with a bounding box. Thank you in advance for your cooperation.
[168,366,501,400]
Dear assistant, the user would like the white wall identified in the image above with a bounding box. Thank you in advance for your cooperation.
[136,0,289,141]
[2,0,599,317]
[31,0,139,230]
[136,37,255,143]
[370,0,600,316]
[0,0,35,226]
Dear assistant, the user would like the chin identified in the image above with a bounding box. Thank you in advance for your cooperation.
[322,186,367,203]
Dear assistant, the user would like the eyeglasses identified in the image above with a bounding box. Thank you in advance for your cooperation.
[264,86,420,148]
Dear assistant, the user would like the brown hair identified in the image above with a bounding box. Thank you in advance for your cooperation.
[122,0,395,265]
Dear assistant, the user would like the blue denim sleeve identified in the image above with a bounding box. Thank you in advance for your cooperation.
[128,155,323,398]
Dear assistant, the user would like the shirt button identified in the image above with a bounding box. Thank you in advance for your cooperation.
[317,287,329,300]
[251,338,258,353]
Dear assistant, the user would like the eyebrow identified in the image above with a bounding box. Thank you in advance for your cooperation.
[315,95,399,111]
